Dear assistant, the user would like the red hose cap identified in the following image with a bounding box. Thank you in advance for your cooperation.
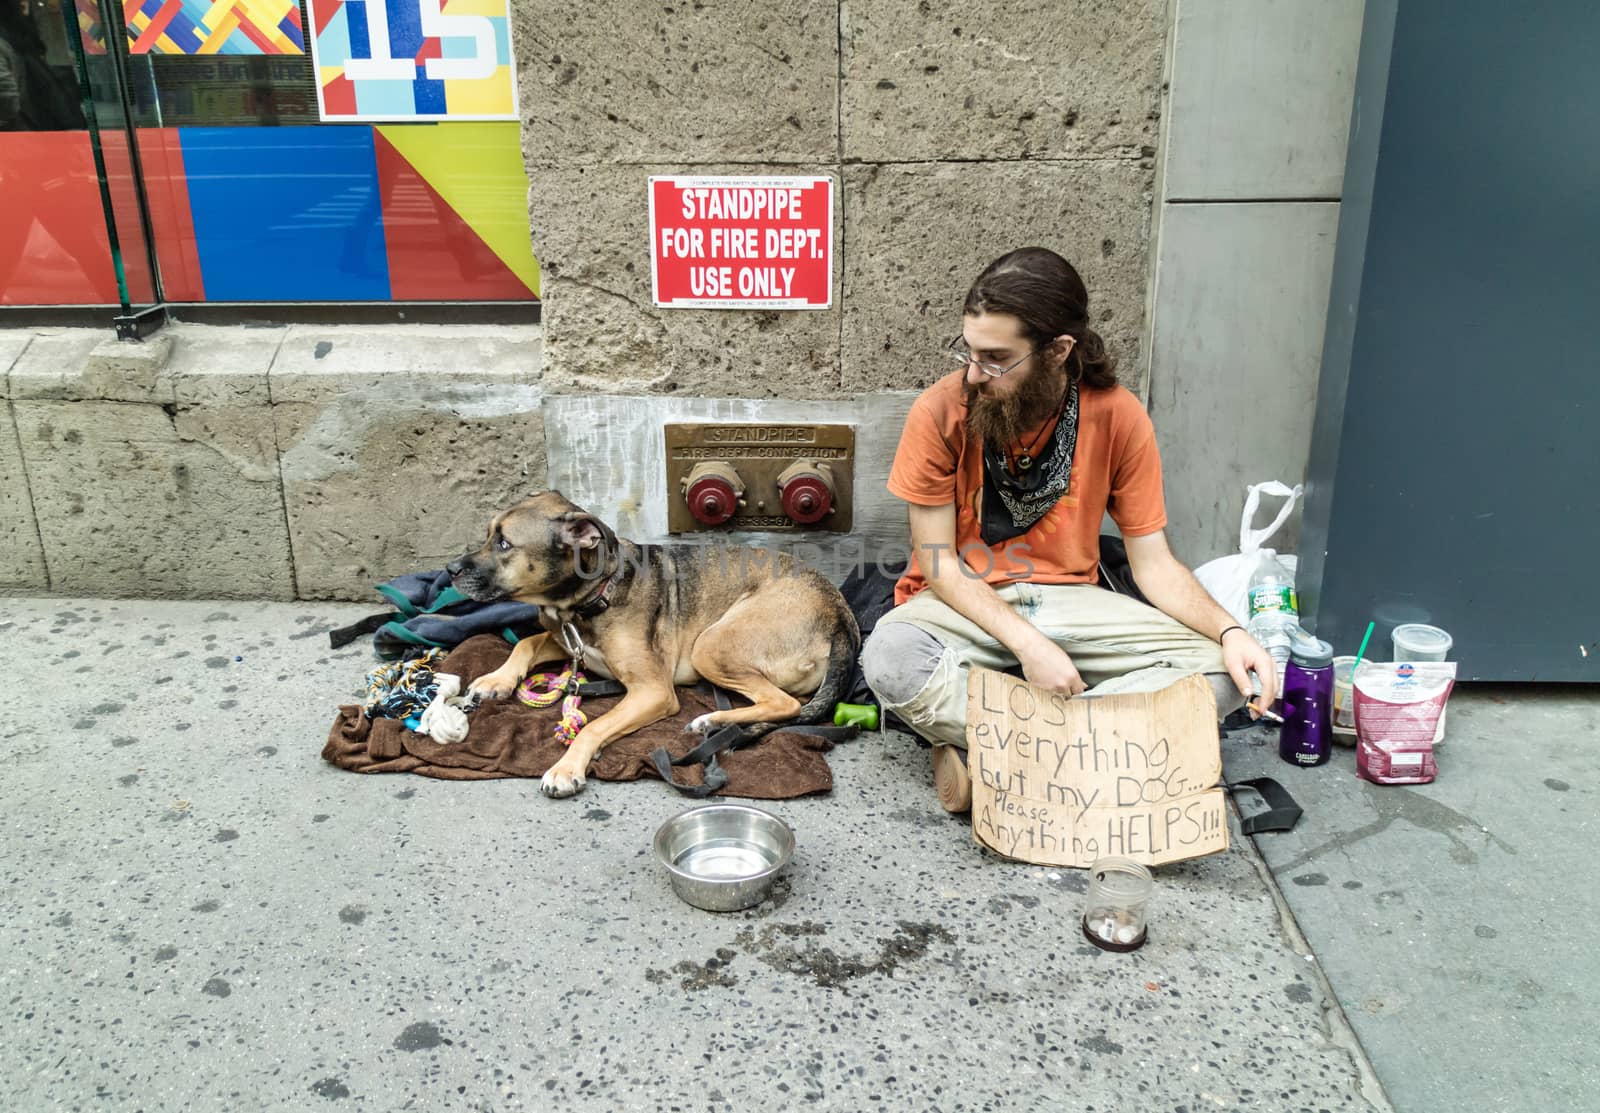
[780,474,832,524]
[686,475,737,526]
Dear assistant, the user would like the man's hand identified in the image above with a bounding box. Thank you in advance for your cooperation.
[1020,640,1087,696]
[1222,627,1277,714]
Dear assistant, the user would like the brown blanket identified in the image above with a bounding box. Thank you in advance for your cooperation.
[322,635,839,799]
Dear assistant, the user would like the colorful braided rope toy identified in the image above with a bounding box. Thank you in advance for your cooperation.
[516,666,588,746]
[363,648,449,721]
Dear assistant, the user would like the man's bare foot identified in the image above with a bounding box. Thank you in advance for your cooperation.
[932,744,971,814]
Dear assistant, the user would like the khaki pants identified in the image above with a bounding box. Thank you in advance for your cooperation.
[861,583,1238,749]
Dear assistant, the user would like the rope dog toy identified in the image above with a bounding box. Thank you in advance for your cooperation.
[516,666,588,746]
[364,648,449,720]
[416,674,474,745]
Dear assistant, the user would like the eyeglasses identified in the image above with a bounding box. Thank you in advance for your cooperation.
[945,336,1044,378]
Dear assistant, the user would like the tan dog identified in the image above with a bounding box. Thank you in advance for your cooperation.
[446,491,860,798]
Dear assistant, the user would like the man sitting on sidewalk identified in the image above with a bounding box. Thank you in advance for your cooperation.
[861,247,1277,813]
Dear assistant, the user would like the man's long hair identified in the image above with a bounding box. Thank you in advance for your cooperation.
[962,247,1119,390]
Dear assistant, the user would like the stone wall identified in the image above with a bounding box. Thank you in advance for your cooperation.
[3,3,1370,602]
[514,0,1169,399]
[1,325,541,601]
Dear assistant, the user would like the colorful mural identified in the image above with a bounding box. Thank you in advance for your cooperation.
[124,0,306,55]
[0,123,537,305]
[374,122,536,298]
[0,133,120,305]
[308,0,517,121]
[76,0,108,54]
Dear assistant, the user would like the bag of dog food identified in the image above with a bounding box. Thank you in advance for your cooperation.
[1353,662,1457,784]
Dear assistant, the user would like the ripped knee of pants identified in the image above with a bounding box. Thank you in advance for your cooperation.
[860,621,948,707]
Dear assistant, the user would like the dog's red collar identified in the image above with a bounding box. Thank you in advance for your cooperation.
[570,573,616,620]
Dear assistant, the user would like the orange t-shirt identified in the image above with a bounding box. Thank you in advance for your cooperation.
[887,370,1167,604]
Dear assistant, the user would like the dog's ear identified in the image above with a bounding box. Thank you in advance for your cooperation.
[557,511,612,551]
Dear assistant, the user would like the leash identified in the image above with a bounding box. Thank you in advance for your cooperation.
[649,684,860,798]
[649,686,745,798]
[515,620,593,745]
[504,618,627,745]
[517,665,589,745]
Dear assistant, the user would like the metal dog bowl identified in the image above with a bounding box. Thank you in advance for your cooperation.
[653,804,795,912]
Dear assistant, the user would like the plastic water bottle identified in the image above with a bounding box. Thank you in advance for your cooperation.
[1246,549,1300,692]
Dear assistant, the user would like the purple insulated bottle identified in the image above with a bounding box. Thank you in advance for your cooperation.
[1279,634,1334,767]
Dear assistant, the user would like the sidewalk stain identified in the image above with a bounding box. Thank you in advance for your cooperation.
[1278,784,1517,871]
[733,919,956,990]
[310,1077,350,1100]
[393,1021,446,1051]
[647,919,957,992]
[646,948,739,990]
[1078,1032,1124,1055]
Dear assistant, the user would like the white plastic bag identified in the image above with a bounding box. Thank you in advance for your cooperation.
[1193,481,1303,625]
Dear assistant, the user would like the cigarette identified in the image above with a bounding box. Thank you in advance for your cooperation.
[1247,700,1285,724]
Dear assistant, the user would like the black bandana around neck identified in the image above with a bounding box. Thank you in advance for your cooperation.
[978,376,1080,545]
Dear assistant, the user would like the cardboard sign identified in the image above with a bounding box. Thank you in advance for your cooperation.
[649,176,833,309]
[966,669,1229,868]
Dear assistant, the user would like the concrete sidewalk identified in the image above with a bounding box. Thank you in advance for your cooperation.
[2,598,1380,1112]
[1223,688,1600,1113]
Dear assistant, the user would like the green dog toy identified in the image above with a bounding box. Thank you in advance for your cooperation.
[833,702,879,730]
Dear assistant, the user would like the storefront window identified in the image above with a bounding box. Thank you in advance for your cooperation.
[1,0,537,311]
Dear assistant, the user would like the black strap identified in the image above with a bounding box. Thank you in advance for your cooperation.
[707,684,858,743]
[329,612,392,650]
[773,724,859,742]
[649,724,745,798]
[570,574,618,619]
[648,685,858,797]
[575,679,626,699]
[1225,777,1304,835]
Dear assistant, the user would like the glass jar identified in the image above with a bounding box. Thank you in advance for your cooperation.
[1081,857,1153,952]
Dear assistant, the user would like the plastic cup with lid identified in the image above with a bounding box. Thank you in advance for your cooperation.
[1391,623,1453,662]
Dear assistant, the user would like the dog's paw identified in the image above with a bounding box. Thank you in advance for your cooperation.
[684,713,718,735]
[540,764,587,798]
[468,671,520,701]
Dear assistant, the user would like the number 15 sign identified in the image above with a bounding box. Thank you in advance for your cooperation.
[308,0,519,122]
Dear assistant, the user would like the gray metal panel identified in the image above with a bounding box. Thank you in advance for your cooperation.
[1302,0,1600,680]
[1148,202,1340,565]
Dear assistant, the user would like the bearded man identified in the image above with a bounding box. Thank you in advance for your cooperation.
[860,247,1278,814]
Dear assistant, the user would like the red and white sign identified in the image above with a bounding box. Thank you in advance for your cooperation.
[649,175,833,309]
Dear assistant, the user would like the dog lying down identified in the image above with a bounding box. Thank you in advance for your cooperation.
[447,491,861,798]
